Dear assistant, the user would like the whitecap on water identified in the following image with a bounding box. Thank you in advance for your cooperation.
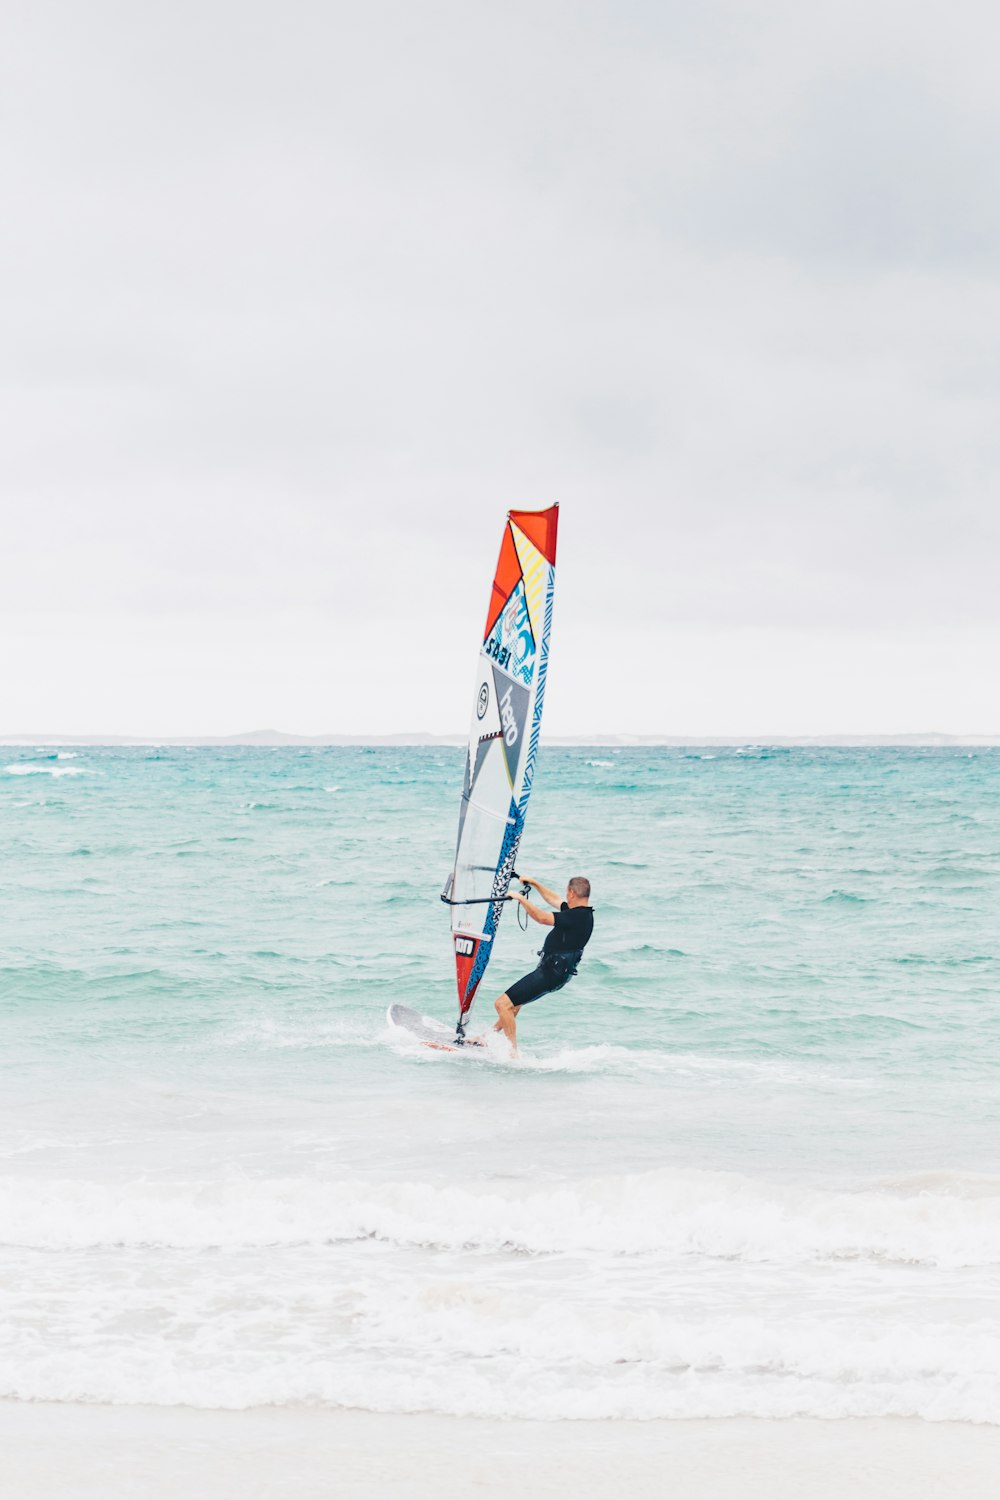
[5,764,89,777]
[3,1167,999,1420]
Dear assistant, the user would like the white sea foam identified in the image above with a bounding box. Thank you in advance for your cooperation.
[387,1030,869,1090]
[219,1016,381,1051]
[2,1168,999,1266]
[512,1041,866,1087]
[5,764,89,777]
[2,1308,999,1422]
[0,1168,998,1420]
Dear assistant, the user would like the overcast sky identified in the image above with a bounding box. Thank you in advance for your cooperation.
[3,0,999,736]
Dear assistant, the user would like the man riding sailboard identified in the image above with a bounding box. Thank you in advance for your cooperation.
[472,873,594,1055]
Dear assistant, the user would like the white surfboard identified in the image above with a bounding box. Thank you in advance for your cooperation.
[387,1004,488,1055]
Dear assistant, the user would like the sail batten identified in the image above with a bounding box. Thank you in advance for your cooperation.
[444,505,559,1021]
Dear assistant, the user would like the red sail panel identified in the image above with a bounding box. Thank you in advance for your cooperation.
[509,503,558,566]
[454,938,480,1008]
[483,523,523,640]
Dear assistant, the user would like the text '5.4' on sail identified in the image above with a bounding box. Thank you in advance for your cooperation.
[441,505,559,1036]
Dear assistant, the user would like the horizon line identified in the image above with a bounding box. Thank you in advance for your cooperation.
[3,730,1000,748]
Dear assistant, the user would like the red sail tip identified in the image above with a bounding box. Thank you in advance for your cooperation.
[508,503,558,566]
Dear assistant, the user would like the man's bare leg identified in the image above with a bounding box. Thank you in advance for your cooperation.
[493,993,519,1055]
[470,994,521,1051]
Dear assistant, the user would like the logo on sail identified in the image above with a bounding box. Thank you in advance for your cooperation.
[499,685,519,747]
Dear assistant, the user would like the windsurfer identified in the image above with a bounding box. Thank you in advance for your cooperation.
[475,875,594,1055]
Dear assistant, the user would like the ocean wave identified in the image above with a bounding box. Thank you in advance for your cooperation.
[3,1155,1000,1422]
[516,1044,866,1088]
[389,1028,867,1089]
[0,1232,998,1420]
[3,1167,999,1267]
[4,764,89,777]
[219,1016,381,1051]
[610,942,684,957]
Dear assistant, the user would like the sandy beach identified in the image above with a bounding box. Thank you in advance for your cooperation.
[3,1406,999,1500]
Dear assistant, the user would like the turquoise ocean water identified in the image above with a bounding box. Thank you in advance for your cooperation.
[2,745,999,1420]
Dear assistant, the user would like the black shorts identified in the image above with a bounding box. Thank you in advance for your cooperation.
[506,961,576,1008]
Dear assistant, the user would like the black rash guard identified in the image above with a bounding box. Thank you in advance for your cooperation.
[542,902,594,959]
[506,902,595,1007]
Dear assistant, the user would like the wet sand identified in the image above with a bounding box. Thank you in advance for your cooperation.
[3,1404,1000,1499]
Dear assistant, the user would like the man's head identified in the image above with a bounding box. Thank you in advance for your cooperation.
[566,876,591,907]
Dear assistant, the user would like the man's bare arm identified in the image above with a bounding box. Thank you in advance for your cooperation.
[518,875,561,908]
[512,893,555,926]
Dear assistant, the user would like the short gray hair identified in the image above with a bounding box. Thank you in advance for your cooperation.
[567,876,591,899]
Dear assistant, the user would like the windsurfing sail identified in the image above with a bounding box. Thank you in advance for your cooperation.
[442,504,559,1035]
